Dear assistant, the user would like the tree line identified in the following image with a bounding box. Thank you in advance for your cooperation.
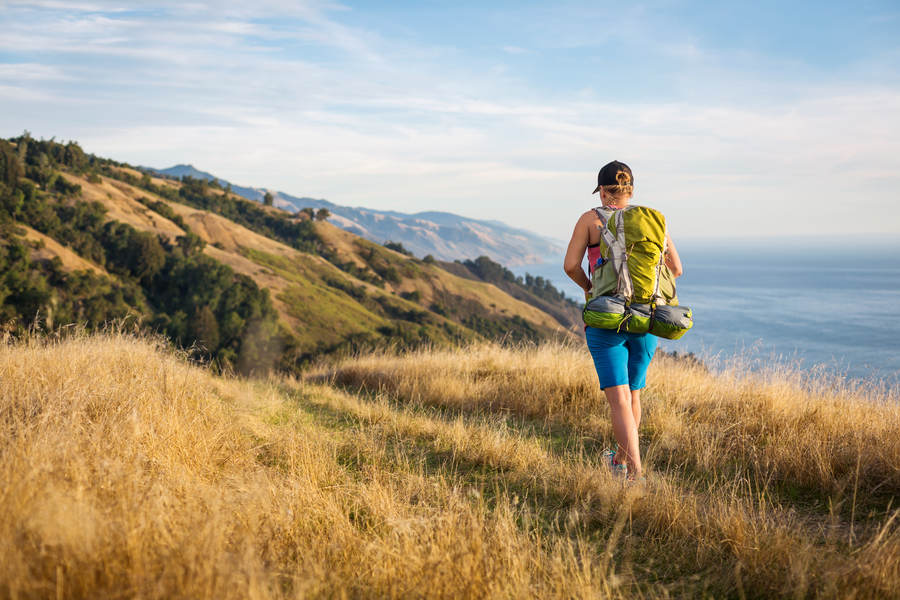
[0,135,288,374]
[458,255,577,307]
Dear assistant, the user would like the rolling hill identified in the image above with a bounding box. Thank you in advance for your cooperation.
[149,164,564,266]
[0,135,580,373]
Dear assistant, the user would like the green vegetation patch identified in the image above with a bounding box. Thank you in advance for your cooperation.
[354,238,424,281]
[242,247,349,288]
[277,283,387,347]
[243,246,471,351]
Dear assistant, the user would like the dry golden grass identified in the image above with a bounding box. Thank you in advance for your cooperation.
[21,225,107,275]
[60,172,185,239]
[312,220,371,270]
[319,343,900,502]
[0,334,611,599]
[3,333,898,598]
[315,342,900,597]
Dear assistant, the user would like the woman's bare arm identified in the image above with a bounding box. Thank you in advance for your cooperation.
[665,233,683,278]
[564,212,593,293]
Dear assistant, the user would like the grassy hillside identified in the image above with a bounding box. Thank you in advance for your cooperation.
[3,332,897,598]
[440,255,581,331]
[0,135,577,370]
[86,170,571,352]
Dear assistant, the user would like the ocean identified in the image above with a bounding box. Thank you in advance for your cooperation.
[514,239,900,386]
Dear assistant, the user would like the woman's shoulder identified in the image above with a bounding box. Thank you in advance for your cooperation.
[574,209,604,231]
[578,208,602,221]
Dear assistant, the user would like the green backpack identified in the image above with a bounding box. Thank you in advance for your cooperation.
[582,205,693,339]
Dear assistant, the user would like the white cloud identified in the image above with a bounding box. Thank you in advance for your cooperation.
[56,82,897,240]
[6,1,129,11]
[0,84,61,102]
[0,63,72,81]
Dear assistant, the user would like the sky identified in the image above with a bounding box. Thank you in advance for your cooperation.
[2,0,899,242]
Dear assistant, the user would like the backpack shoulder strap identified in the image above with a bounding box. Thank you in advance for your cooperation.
[593,206,618,226]
[593,206,620,251]
[611,209,634,300]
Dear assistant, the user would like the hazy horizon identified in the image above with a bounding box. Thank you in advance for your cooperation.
[161,158,900,248]
[109,157,900,248]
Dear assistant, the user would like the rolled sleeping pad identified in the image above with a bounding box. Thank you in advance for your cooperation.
[648,304,693,339]
[582,295,627,330]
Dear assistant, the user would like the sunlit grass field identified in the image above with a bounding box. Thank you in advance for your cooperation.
[2,333,898,598]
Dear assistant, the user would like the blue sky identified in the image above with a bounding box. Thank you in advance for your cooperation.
[2,0,899,241]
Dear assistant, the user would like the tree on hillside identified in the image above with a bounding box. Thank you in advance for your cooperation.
[315,208,330,221]
[101,223,166,284]
[384,241,412,256]
[190,305,220,354]
[462,256,515,283]
[0,141,22,215]
[0,141,20,186]
[62,142,88,172]
[176,232,206,256]
[263,191,274,206]
[128,232,166,284]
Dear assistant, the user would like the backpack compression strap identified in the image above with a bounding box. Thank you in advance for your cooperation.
[651,224,668,306]
[593,207,634,302]
[611,209,635,301]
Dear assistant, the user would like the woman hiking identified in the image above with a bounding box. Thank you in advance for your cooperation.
[563,160,683,481]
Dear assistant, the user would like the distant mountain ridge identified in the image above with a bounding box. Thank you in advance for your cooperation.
[148,164,562,267]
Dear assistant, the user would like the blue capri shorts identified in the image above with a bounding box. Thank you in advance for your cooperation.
[585,327,658,390]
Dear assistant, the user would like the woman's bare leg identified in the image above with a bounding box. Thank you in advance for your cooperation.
[616,389,642,464]
[631,389,642,428]
[605,384,642,477]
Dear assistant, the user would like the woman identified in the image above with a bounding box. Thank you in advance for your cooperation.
[563,160,682,480]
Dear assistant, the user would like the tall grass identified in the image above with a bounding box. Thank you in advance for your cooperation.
[2,334,898,598]
[319,343,900,508]
[314,341,900,597]
[0,334,610,599]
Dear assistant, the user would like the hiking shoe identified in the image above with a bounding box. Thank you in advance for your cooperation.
[602,449,628,477]
[601,449,616,468]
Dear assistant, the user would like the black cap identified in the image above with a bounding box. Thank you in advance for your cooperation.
[592,160,633,194]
